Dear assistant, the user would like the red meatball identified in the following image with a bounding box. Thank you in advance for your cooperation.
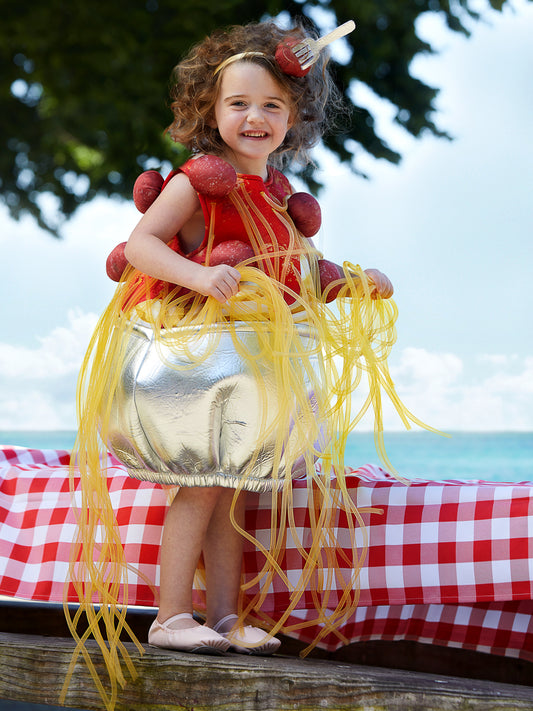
[287,193,322,237]
[133,170,164,213]
[318,259,345,302]
[209,240,255,267]
[106,242,129,282]
[187,155,237,198]
[274,37,310,77]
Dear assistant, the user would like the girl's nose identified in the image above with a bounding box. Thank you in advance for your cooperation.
[246,105,263,123]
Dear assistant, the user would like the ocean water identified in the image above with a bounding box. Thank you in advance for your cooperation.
[344,431,533,483]
[0,430,532,484]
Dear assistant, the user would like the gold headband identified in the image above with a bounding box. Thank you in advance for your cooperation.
[213,51,268,77]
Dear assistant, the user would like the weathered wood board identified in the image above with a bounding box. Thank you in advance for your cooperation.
[3,600,533,688]
[2,631,533,711]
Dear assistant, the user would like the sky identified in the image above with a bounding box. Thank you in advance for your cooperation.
[0,0,532,432]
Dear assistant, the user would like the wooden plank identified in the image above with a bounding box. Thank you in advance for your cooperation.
[2,600,533,688]
[2,631,533,711]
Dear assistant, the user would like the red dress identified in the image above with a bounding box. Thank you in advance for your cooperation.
[130,159,310,305]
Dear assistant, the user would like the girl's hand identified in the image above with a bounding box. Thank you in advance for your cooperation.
[364,269,394,299]
[195,264,241,303]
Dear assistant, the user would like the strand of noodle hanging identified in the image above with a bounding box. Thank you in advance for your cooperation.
[329,263,444,480]
[62,299,144,710]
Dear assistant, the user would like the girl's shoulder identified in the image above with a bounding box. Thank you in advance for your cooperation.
[161,157,197,189]
[176,155,200,177]
[160,154,205,190]
[167,155,238,199]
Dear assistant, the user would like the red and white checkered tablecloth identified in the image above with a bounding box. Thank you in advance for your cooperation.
[2,445,533,662]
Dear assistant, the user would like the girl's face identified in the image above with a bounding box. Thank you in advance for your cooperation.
[212,61,293,178]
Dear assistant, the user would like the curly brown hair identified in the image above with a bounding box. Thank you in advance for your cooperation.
[166,21,344,168]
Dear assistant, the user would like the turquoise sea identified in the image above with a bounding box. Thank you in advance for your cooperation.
[1,430,532,483]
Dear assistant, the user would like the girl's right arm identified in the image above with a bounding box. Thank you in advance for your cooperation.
[124,172,240,303]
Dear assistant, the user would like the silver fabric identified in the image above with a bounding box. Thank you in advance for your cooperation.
[104,320,322,491]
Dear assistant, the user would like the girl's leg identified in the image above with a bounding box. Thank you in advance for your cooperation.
[156,484,280,654]
[203,488,281,654]
[157,485,223,626]
[203,488,247,627]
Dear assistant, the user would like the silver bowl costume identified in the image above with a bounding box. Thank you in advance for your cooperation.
[105,320,322,491]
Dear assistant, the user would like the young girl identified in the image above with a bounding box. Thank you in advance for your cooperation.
[66,19,419,710]
[124,21,388,654]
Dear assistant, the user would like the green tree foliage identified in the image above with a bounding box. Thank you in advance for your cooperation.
[1,0,512,234]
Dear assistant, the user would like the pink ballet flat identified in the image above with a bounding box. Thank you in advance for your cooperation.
[213,614,281,655]
[148,613,230,654]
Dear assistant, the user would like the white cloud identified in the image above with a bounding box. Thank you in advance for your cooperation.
[0,310,97,379]
[391,347,464,391]
[482,357,533,396]
[0,391,75,431]
[0,310,98,429]
[381,348,533,432]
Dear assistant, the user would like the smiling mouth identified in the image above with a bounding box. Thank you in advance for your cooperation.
[242,131,268,138]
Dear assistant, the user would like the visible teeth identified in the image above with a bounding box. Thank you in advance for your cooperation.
[243,132,267,137]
